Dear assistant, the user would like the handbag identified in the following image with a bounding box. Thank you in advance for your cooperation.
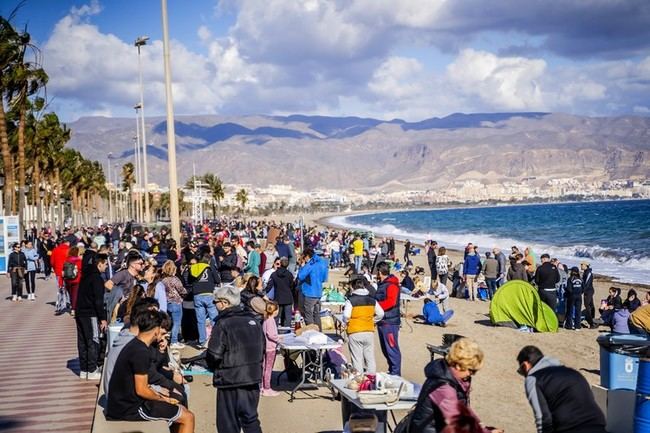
[15,267,26,279]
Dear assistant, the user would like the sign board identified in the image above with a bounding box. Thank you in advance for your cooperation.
[0,216,20,274]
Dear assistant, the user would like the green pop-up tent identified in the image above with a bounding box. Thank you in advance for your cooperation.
[489,280,559,332]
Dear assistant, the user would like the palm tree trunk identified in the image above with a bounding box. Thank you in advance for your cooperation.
[17,106,26,227]
[0,99,14,215]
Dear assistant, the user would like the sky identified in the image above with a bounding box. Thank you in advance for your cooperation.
[3,0,650,122]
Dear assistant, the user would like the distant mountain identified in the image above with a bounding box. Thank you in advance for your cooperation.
[67,112,650,191]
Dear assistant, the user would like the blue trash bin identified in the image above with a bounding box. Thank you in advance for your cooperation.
[635,357,650,433]
[597,333,650,390]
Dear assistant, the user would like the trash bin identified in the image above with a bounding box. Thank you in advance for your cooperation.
[597,333,650,390]
[635,357,650,433]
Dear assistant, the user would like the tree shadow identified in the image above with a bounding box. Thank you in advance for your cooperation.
[0,417,24,430]
[66,358,81,376]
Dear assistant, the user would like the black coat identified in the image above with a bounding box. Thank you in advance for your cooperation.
[268,267,294,305]
[206,305,265,388]
[8,251,27,272]
[218,252,238,283]
[534,262,560,289]
[76,267,106,319]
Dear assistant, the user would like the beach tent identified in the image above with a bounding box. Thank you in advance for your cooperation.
[489,280,559,332]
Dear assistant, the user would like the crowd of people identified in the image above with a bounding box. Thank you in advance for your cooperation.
[6,219,648,433]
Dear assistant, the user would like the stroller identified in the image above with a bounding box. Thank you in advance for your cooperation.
[55,286,70,314]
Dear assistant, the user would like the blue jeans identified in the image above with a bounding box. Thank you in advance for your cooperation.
[168,303,183,344]
[194,294,218,345]
[486,278,497,300]
[354,256,362,273]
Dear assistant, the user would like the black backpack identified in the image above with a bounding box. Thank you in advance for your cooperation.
[63,261,78,280]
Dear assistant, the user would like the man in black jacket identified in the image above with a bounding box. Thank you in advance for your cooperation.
[534,254,560,311]
[426,241,437,281]
[207,286,265,433]
[517,345,606,433]
[76,254,108,379]
[217,242,238,284]
[581,262,596,323]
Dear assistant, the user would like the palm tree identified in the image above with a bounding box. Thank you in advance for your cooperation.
[235,188,248,212]
[202,173,224,218]
[0,15,23,214]
[6,25,48,225]
[121,163,136,219]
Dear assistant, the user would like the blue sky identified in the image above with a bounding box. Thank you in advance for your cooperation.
[3,0,650,122]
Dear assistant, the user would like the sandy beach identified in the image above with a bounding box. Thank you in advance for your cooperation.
[183,210,640,433]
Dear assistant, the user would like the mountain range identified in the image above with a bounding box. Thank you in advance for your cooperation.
[67,112,650,191]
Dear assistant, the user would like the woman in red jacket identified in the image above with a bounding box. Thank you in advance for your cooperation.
[64,246,83,316]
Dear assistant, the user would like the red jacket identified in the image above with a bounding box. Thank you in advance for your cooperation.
[50,244,70,278]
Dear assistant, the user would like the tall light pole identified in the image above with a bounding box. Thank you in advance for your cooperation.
[133,106,143,222]
[161,0,180,244]
[135,35,151,223]
[107,152,113,223]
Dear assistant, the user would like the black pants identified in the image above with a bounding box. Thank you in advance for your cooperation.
[539,289,557,311]
[43,255,52,277]
[216,385,262,433]
[25,271,36,294]
[76,316,100,373]
[10,272,24,297]
[583,292,595,325]
[429,264,437,281]
[565,296,582,329]
[276,303,293,328]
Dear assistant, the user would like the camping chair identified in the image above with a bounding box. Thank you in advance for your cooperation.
[426,333,465,361]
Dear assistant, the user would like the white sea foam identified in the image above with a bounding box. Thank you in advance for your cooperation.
[326,214,650,285]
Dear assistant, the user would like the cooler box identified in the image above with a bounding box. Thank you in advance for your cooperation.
[597,333,650,390]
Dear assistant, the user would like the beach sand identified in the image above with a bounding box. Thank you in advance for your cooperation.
[186,211,638,433]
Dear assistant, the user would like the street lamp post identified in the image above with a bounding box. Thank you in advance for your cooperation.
[107,152,113,223]
[161,0,180,244]
[133,108,143,223]
[135,35,151,224]
[38,188,45,228]
[0,174,4,217]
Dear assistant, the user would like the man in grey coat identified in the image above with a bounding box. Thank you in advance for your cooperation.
[492,247,507,288]
[482,252,499,299]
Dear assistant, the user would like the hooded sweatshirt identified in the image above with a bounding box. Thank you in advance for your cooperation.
[103,328,136,400]
[524,356,606,433]
[375,275,401,325]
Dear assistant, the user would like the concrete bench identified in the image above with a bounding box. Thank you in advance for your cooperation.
[91,370,169,433]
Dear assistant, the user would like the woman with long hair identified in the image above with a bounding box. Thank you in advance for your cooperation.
[161,260,187,349]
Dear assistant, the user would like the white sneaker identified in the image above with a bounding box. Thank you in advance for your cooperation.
[11,295,17,302]
[79,371,88,380]
[87,369,101,380]
[170,342,185,350]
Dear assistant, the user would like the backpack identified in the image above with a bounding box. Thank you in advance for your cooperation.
[63,261,78,280]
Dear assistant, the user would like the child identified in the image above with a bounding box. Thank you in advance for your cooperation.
[262,301,281,396]
[430,280,450,312]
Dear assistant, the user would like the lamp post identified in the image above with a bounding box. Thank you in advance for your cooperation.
[59,198,65,231]
[132,108,143,223]
[38,188,45,228]
[161,0,180,244]
[135,35,151,223]
[107,152,113,223]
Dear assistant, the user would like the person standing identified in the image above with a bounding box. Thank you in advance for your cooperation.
[374,262,401,376]
[403,239,412,264]
[565,267,586,330]
[267,257,295,327]
[76,254,108,380]
[207,286,265,433]
[435,247,451,286]
[516,345,606,433]
[463,247,481,301]
[50,239,70,290]
[482,252,499,300]
[261,301,281,397]
[493,247,507,288]
[243,241,261,277]
[581,261,596,325]
[8,243,27,302]
[343,277,384,374]
[64,246,83,317]
[189,252,221,348]
[297,247,328,329]
[161,260,187,349]
[38,232,54,280]
[352,236,364,273]
[534,254,560,311]
[22,241,39,301]
[426,241,438,282]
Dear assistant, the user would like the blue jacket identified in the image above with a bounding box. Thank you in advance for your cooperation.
[297,255,328,298]
[463,253,481,276]
[23,248,39,272]
[423,302,445,325]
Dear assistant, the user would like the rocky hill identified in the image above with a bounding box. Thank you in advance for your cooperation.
[67,112,650,191]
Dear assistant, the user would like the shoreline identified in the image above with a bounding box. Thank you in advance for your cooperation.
[311,210,650,291]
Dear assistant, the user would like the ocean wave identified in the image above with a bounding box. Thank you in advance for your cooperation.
[327,215,650,285]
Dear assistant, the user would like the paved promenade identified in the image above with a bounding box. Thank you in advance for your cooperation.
[0,277,97,433]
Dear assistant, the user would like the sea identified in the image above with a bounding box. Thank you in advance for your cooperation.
[327,199,650,285]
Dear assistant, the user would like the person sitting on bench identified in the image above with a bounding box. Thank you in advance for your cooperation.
[106,310,195,433]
